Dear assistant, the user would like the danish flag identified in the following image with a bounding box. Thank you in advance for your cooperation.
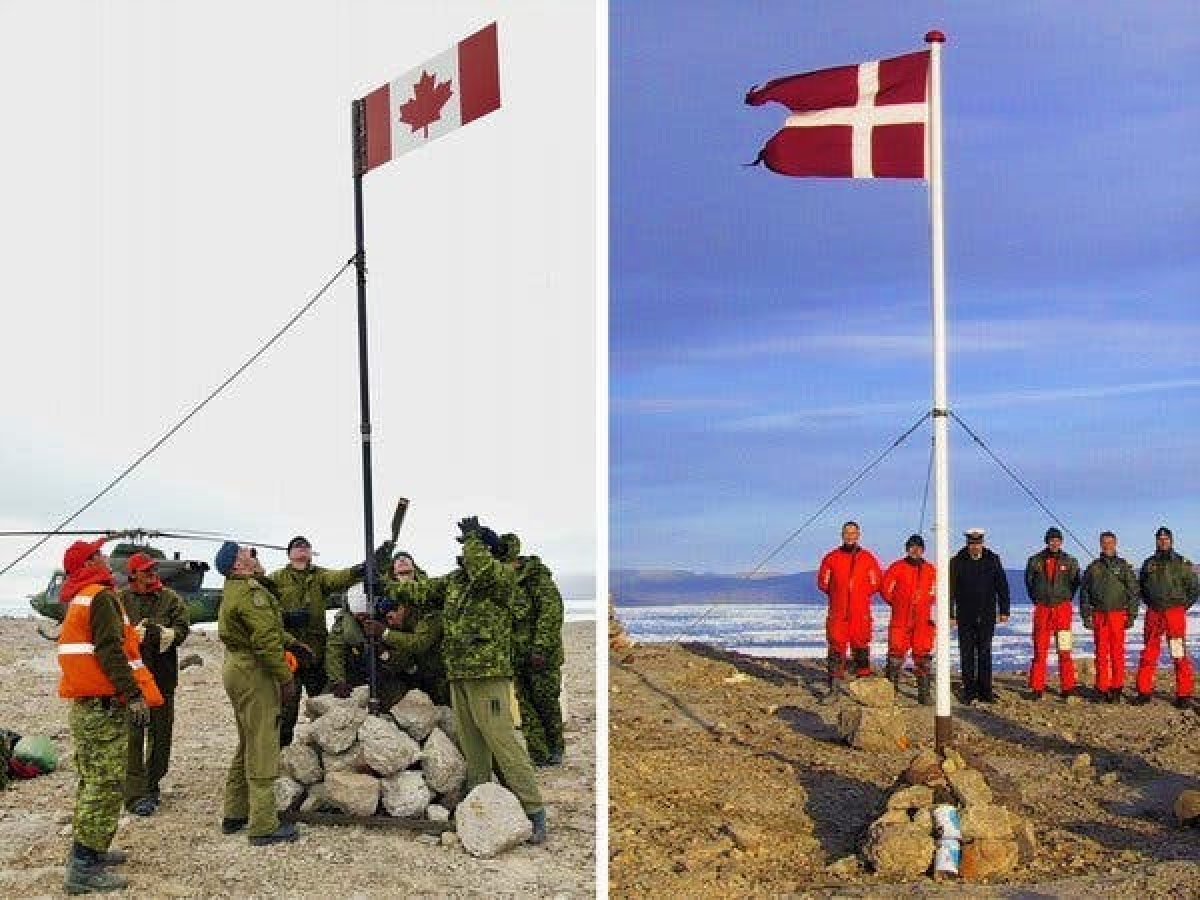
[746,49,930,179]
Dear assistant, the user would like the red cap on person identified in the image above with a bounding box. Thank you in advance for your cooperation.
[126,552,158,574]
[63,538,107,575]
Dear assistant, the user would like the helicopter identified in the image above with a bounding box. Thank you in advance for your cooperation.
[2,528,330,626]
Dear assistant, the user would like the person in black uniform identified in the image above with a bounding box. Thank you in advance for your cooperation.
[949,528,1011,704]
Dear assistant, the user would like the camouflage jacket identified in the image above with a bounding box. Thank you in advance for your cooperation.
[439,535,521,680]
[514,556,565,667]
[118,586,190,694]
[218,576,293,684]
[266,563,362,654]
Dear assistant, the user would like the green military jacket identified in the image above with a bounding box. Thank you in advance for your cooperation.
[1139,551,1200,611]
[514,556,565,668]
[118,585,190,694]
[383,608,446,680]
[218,575,292,684]
[439,535,521,680]
[1079,555,1139,622]
[266,563,362,655]
[1024,549,1081,606]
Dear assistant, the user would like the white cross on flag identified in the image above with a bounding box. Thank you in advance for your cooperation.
[746,49,929,178]
[358,22,500,174]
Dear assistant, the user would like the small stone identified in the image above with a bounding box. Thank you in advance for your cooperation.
[1099,772,1119,786]
[1174,789,1200,825]
[440,830,461,848]
[826,855,861,876]
[887,784,934,812]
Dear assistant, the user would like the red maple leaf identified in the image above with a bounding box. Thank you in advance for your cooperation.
[398,70,454,138]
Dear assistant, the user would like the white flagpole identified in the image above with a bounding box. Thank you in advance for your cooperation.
[925,30,953,752]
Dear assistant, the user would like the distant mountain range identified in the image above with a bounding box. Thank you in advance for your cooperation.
[612,568,1029,606]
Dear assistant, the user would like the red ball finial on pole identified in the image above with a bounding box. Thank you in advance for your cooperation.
[925,30,946,44]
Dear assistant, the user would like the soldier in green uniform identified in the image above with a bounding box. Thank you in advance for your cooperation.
[325,585,405,708]
[58,537,151,895]
[119,552,190,815]
[441,521,546,843]
[269,535,365,745]
[502,534,566,766]
[378,551,449,704]
[327,552,450,707]
[215,541,300,845]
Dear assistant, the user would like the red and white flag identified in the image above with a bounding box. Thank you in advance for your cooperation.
[358,22,500,174]
[746,49,929,178]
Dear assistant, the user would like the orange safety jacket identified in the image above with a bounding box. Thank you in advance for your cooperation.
[58,584,164,707]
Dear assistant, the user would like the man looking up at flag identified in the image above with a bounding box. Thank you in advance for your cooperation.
[216,541,300,846]
[57,538,160,894]
[268,535,365,746]
[1024,527,1082,701]
[119,552,190,816]
[881,534,937,705]
[440,518,546,843]
[818,521,883,685]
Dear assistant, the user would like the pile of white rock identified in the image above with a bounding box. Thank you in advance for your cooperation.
[275,687,465,823]
[273,686,534,857]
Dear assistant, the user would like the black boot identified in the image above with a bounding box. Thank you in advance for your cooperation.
[884,655,903,689]
[851,647,871,677]
[916,675,933,706]
[64,841,128,895]
[826,652,846,687]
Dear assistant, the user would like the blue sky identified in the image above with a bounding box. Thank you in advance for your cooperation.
[611,2,1200,574]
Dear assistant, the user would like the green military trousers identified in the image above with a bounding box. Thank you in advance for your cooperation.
[516,667,564,765]
[69,698,129,852]
[222,654,283,838]
[125,690,175,807]
[450,677,543,814]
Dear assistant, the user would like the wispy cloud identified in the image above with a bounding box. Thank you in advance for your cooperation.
[674,317,1200,365]
[718,379,1200,432]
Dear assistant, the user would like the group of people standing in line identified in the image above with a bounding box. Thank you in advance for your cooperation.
[52,515,565,894]
[817,521,1197,709]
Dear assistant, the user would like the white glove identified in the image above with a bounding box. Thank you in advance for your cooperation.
[134,621,147,642]
[158,626,176,653]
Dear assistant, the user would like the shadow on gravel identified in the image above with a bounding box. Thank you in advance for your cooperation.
[1059,817,1200,862]
[676,643,893,858]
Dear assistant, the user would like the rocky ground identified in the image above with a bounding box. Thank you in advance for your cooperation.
[0,617,596,899]
[610,641,1199,899]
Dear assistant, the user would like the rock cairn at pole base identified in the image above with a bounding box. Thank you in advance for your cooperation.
[275,686,468,824]
[861,747,1037,881]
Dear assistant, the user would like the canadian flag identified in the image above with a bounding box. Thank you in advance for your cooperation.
[746,50,929,178]
[358,22,500,173]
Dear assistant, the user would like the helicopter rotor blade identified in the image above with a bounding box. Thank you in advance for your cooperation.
[0,530,120,537]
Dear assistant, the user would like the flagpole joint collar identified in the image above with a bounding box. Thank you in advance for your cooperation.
[925,30,946,44]
[932,407,949,418]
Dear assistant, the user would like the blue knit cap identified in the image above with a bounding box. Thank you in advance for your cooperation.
[215,541,239,577]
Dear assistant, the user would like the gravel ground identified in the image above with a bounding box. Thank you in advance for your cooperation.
[610,640,1199,899]
[0,616,596,899]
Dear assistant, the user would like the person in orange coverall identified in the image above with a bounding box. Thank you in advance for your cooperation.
[882,534,937,705]
[818,521,883,683]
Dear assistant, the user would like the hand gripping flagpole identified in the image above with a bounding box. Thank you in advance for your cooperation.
[351,99,383,716]
[925,30,953,752]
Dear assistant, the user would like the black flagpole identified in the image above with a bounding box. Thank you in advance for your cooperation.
[351,99,381,716]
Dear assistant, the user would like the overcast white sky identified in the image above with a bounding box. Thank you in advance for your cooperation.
[0,1,599,605]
